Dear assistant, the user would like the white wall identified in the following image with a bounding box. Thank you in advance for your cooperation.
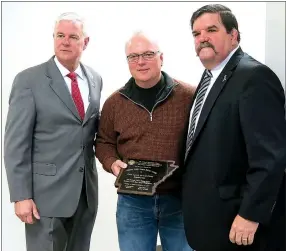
[2,2,283,251]
[265,2,285,90]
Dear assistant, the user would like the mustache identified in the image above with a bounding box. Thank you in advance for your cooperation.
[196,42,217,55]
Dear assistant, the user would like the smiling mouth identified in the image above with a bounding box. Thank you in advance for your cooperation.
[138,69,149,72]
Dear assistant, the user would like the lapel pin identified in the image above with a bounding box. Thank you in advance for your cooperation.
[223,75,227,82]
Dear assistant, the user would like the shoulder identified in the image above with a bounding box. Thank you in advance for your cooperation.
[236,55,284,99]
[163,71,197,97]
[239,53,278,78]
[102,89,122,109]
[13,61,47,89]
[239,54,282,87]
[173,79,197,97]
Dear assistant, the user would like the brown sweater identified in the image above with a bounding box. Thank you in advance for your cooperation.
[95,72,196,194]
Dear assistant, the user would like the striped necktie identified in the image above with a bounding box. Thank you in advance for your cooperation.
[185,70,212,161]
[67,72,85,121]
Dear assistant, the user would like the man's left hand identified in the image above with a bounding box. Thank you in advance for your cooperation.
[229,215,259,246]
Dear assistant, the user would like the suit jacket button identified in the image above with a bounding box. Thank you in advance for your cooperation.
[79,167,84,172]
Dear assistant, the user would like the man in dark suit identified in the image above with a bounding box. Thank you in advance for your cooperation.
[182,4,286,251]
[4,12,102,251]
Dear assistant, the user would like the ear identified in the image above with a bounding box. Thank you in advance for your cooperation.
[230,29,239,43]
[83,37,90,50]
[160,52,164,66]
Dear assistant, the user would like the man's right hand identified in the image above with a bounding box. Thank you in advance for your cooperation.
[111,160,127,176]
[14,199,40,224]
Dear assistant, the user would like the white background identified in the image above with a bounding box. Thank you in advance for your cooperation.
[1,2,285,251]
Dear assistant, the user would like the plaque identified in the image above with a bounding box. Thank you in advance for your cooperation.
[114,159,179,196]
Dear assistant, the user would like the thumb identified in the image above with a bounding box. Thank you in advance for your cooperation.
[113,167,121,177]
[118,160,127,169]
[32,203,40,219]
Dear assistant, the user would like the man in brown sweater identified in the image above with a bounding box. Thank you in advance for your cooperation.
[95,31,196,251]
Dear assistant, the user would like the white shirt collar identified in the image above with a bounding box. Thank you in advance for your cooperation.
[54,56,84,80]
[210,46,240,77]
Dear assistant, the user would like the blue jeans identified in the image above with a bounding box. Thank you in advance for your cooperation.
[116,194,193,251]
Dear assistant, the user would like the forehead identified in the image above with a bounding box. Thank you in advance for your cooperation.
[55,20,83,34]
[193,13,224,31]
[126,36,158,54]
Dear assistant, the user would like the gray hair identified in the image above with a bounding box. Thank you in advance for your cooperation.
[55,12,88,37]
[125,30,161,54]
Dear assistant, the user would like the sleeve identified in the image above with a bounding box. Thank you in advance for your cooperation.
[238,65,286,224]
[4,73,36,202]
[95,95,119,173]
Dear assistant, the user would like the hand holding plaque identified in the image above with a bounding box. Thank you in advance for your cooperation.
[114,159,179,196]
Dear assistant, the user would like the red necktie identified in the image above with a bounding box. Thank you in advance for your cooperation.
[67,72,85,120]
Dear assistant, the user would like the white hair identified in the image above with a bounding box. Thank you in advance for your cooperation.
[55,12,88,37]
[125,30,161,54]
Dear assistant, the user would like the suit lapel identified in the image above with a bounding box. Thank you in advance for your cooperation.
[191,47,244,147]
[45,57,81,122]
[81,64,98,126]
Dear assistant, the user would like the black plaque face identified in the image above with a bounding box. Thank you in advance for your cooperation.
[114,159,179,196]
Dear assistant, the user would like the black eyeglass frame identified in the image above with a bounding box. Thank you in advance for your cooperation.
[126,50,161,63]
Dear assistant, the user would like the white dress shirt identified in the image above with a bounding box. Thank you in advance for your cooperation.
[188,46,239,134]
[54,57,89,112]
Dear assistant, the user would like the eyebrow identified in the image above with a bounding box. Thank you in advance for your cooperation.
[207,25,218,30]
[128,51,155,55]
[192,25,218,35]
[56,32,79,37]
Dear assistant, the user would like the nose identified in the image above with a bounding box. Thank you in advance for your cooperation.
[137,56,145,65]
[62,37,70,46]
[198,30,210,43]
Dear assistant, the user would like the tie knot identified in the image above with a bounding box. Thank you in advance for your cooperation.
[205,70,212,78]
[67,72,77,81]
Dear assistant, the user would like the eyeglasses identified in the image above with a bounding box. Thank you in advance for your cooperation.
[126,51,160,63]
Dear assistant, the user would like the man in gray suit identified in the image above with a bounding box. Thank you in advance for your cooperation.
[4,12,102,251]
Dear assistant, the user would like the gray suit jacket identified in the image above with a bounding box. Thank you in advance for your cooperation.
[4,56,102,217]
